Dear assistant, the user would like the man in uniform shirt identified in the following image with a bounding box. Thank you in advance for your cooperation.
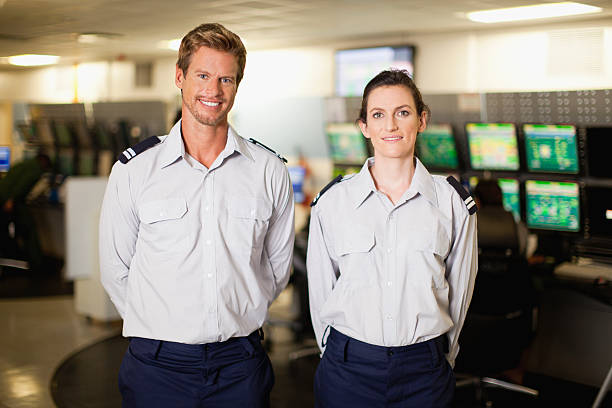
[99,23,294,407]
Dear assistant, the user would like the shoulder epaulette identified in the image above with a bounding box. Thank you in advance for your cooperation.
[310,175,343,207]
[248,138,287,163]
[446,176,477,215]
[118,136,161,164]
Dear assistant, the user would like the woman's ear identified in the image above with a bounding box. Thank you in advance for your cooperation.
[358,120,370,139]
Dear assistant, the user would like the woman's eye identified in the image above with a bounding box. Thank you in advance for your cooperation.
[398,110,410,117]
[372,112,383,119]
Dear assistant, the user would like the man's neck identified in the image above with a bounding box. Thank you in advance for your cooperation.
[181,116,229,168]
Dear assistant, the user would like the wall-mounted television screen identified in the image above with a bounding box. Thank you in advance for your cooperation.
[335,45,415,97]
[523,124,578,173]
[467,123,520,171]
[0,146,9,172]
[526,180,580,232]
[416,124,459,170]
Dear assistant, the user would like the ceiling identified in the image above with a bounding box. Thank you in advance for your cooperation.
[1,0,612,70]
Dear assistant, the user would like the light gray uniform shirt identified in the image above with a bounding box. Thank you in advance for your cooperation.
[307,158,477,366]
[99,121,294,344]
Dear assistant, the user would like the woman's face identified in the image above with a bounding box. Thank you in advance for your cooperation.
[358,85,427,161]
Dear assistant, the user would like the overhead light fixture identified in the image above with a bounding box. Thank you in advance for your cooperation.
[467,2,602,23]
[77,32,121,44]
[158,38,182,51]
[7,54,60,66]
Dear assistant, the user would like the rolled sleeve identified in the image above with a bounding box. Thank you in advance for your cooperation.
[99,163,139,318]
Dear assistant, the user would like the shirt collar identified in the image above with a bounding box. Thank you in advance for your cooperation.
[159,121,254,168]
[350,157,438,209]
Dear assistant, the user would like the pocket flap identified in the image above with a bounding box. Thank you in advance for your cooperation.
[230,197,272,221]
[337,231,375,256]
[140,198,187,224]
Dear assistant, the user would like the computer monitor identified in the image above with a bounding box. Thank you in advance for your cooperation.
[53,121,74,147]
[525,180,580,232]
[0,146,9,172]
[33,119,55,146]
[416,124,459,170]
[585,186,612,237]
[523,124,578,173]
[78,151,96,176]
[335,45,415,97]
[585,127,612,178]
[288,165,306,205]
[57,151,75,176]
[466,123,520,171]
[468,176,521,221]
[326,123,368,164]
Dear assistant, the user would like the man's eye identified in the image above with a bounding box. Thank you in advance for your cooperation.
[198,74,208,79]
[221,78,234,84]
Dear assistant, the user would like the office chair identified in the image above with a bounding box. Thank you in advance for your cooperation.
[455,206,539,404]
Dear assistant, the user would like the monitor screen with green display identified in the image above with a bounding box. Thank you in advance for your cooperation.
[326,123,368,164]
[526,180,580,232]
[469,176,521,221]
[523,124,578,173]
[467,123,519,171]
[416,124,458,170]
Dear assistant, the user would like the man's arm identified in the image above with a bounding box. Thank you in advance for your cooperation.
[306,205,338,353]
[264,167,295,301]
[99,162,139,318]
[445,209,478,367]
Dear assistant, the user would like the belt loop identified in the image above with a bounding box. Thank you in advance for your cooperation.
[321,325,330,348]
[154,341,163,360]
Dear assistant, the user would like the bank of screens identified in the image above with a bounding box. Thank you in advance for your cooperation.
[326,123,368,164]
[585,187,612,237]
[585,127,612,178]
[523,124,578,173]
[0,146,9,172]
[335,45,415,97]
[416,124,459,170]
[466,123,519,171]
[526,180,580,232]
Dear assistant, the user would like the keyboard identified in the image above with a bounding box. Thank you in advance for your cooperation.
[554,261,612,281]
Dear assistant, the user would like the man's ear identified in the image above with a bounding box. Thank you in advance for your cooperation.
[175,65,185,89]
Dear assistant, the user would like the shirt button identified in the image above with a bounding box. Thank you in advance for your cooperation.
[205,206,210,212]
[159,211,164,217]
[387,281,393,287]
[250,209,256,215]
[386,314,393,320]
[206,240,212,245]
[387,248,392,253]
[207,273,213,278]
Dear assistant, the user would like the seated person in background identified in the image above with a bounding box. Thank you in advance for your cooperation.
[473,179,528,258]
[0,153,52,271]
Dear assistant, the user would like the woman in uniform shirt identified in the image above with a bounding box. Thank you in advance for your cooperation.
[307,69,478,407]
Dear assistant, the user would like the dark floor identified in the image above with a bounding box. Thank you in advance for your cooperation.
[50,328,611,408]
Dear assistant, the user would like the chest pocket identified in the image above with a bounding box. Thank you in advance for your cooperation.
[228,196,272,251]
[409,222,451,288]
[336,230,376,287]
[138,198,189,253]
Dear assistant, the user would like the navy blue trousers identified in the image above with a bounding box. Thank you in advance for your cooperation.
[118,331,274,407]
[315,328,455,408]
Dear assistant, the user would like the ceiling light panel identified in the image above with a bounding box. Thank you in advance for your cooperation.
[467,2,602,23]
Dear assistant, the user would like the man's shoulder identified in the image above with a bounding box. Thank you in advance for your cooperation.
[117,135,165,165]
[241,136,287,165]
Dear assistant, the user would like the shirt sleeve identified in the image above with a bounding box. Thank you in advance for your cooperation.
[99,162,139,318]
[264,166,295,301]
[445,207,478,367]
[306,205,339,354]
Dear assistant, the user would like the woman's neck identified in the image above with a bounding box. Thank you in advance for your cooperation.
[369,155,416,205]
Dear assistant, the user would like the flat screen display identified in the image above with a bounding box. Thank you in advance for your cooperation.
[585,186,612,237]
[416,124,459,170]
[585,127,612,178]
[469,176,521,221]
[523,124,578,173]
[326,123,368,164]
[335,45,414,97]
[526,180,580,232]
[0,146,9,172]
[467,123,520,171]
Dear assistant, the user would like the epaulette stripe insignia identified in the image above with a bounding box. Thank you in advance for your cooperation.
[248,138,287,163]
[311,175,343,207]
[446,176,477,215]
[118,136,161,164]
